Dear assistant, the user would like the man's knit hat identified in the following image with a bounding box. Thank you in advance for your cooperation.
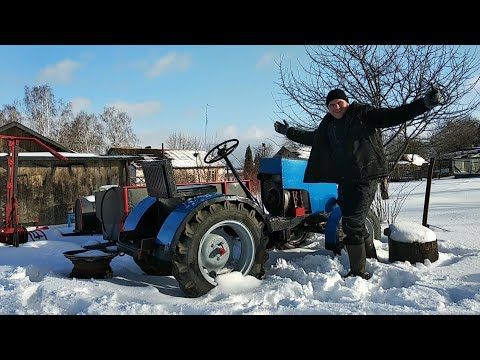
[325,89,348,106]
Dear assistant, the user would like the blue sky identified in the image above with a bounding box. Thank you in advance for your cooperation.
[1,45,479,166]
[0,45,308,164]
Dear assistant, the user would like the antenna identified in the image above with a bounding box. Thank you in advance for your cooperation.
[205,103,213,149]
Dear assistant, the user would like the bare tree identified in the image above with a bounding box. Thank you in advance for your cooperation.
[165,132,203,150]
[253,142,274,159]
[385,135,429,162]
[59,111,105,153]
[373,181,423,224]
[277,45,480,165]
[100,106,138,153]
[429,117,480,157]
[53,102,74,144]
[23,85,70,140]
[0,104,24,126]
[163,131,229,183]
[276,45,480,222]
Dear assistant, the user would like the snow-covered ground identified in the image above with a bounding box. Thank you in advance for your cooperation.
[1,176,479,315]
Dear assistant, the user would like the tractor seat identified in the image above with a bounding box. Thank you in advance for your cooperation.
[142,159,219,199]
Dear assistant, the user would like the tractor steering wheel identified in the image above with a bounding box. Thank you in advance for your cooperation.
[204,139,239,164]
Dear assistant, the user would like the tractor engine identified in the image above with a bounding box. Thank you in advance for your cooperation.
[260,176,310,217]
[258,157,337,217]
[258,157,339,248]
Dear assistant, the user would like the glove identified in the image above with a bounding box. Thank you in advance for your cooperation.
[274,120,290,135]
[423,85,444,109]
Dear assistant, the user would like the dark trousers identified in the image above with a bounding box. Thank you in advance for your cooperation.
[337,179,378,246]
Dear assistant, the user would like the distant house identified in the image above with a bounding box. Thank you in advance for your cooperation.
[450,148,480,178]
[431,148,480,179]
[107,147,227,184]
[389,154,429,182]
[0,121,140,225]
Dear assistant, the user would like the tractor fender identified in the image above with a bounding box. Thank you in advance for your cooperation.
[123,196,157,231]
[157,194,264,251]
[325,205,342,247]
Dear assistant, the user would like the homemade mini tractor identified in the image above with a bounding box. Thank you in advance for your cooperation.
[117,139,381,298]
[0,135,67,246]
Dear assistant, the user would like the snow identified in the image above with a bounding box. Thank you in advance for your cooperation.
[1,176,480,315]
[163,150,225,168]
[404,154,428,166]
[387,222,437,243]
[66,249,114,257]
[84,195,95,202]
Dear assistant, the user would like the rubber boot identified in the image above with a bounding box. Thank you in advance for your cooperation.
[345,244,370,280]
[364,234,378,259]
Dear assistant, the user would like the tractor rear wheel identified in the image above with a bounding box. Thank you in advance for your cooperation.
[276,230,312,250]
[133,256,172,276]
[172,201,269,298]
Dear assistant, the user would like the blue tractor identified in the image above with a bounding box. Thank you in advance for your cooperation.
[116,139,381,297]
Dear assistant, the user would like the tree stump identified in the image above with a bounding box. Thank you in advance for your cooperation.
[384,222,439,264]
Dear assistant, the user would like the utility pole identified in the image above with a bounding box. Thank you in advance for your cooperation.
[205,104,213,149]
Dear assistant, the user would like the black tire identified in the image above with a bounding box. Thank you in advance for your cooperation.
[172,201,269,298]
[13,227,19,247]
[133,256,172,276]
[276,231,311,250]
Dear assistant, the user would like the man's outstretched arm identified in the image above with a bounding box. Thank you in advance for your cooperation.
[274,120,315,146]
[365,86,444,128]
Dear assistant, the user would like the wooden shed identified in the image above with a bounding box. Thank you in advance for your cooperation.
[0,122,140,226]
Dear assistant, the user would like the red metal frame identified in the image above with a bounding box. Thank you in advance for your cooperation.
[0,135,67,246]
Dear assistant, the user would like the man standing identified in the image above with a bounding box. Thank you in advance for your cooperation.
[274,87,443,279]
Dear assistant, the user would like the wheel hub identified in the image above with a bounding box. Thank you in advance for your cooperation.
[200,234,230,269]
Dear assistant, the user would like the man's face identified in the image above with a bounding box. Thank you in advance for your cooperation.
[328,99,349,119]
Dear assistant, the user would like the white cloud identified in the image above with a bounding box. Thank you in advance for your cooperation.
[220,124,273,143]
[245,126,267,140]
[37,60,81,84]
[70,97,91,113]
[107,100,162,119]
[147,52,192,79]
[223,125,238,139]
[136,129,167,148]
[256,52,275,69]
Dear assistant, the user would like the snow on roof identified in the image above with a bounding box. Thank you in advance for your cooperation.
[397,154,428,166]
[296,146,311,159]
[404,154,428,166]
[280,145,311,159]
[163,150,225,168]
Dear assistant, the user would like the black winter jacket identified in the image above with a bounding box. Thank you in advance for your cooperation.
[285,99,429,183]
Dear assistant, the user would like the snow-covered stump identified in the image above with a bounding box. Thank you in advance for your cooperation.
[384,222,438,264]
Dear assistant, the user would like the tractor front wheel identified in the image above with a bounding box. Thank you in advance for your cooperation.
[172,201,268,298]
